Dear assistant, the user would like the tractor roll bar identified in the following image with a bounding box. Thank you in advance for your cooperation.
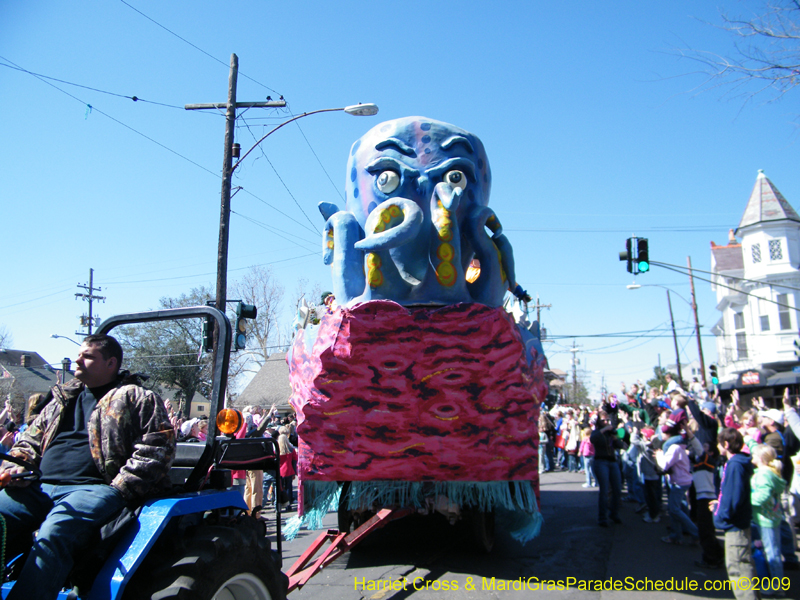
[97,305,232,491]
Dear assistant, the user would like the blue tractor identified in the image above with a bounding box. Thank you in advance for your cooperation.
[0,306,288,600]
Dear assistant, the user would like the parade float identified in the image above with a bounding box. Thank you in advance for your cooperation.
[286,117,547,547]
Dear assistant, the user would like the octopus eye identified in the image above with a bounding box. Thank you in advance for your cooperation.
[376,170,400,194]
[443,170,467,191]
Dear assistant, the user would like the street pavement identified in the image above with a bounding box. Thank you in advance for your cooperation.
[269,471,800,599]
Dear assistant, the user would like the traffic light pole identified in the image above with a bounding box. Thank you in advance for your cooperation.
[666,289,684,386]
[687,256,706,386]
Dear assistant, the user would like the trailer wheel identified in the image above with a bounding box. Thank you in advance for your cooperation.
[470,510,495,554]
[123,515,287,600]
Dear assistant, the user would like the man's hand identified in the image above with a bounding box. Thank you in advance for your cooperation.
[0,464,32,488]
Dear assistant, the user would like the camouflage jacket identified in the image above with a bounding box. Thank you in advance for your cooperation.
[10,371,176,501]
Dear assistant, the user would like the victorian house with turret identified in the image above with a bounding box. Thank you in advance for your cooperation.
[710,171,800,400]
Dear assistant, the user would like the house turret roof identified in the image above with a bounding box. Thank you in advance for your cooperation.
[736,170,799,234]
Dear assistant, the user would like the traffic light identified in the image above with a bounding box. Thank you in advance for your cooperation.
[202,316,214,352]
[709,364,719,386]
[234,302,257,350]
[619,238,633,273]
[637,238,650,273]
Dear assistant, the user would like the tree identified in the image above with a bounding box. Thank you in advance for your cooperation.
[0,325,12,349]
[228,265,286,383]
[568,372,592,404]
[680,1,800,107]
[117,286,214,418]
[647,366,678,392]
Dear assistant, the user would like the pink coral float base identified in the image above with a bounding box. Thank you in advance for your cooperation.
[289,301,545,487]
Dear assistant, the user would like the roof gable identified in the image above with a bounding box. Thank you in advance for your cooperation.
[711,243,743,273]
[737,170,799,232]
[237,353,292,408]
[0,349,50,369]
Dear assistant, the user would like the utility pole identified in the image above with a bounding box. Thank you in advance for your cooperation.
[687,256,706,386]
[666,289,683,386]
[185,54,286,392]
[529,295,551,331]
[75,268,105,336]
[570,343,581,401]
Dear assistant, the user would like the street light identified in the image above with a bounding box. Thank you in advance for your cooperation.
[50,334,80,346]
[219,102,379,315]
[205,94,379,400]
[627,283,705,387]
[626,283,691,306]
[232,104,378,172]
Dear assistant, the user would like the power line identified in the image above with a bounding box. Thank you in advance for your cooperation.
[291,115,345,203]
[652,260,800,293]
[238,187,320,237]
[0,56,219,178]
[238,116,320,234]
[106,252,319,286]
[506,226,731,234]
[652,261,800,312]
[118,0,282,95]
[231,210,319,251]
[0,59,193,111]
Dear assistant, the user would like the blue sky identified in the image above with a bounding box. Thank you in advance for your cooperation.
[2,1,798,397]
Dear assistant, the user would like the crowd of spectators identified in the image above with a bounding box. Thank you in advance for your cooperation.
[540,380,800,599]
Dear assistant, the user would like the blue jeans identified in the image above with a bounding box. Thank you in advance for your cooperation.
[567,453,578,472]
[666,482,698,542]
[545,440,555,471]
[781,516,799,566]
[755,523,784,579]
[584,457,595,486]
[0,482,127,600]
[622,456,645,504]
[593,459,621,524]
[538,442,549,472]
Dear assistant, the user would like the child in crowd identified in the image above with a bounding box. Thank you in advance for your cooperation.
[656,423,700,545]
[751,444,787,583]
[579,428,595,488]
[713,427,759,600]
[636,429,663,523]
[566,417,581,473]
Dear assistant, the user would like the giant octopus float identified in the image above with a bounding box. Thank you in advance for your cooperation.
[287,117,546,543]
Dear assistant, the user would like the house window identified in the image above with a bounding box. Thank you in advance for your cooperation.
[197,405,205,412]
[734,311,748,360]
[752,243,762,263]
[769,239,783,260]
[760,315,770,332]
[778,293,792,330]
[736,333,749,359]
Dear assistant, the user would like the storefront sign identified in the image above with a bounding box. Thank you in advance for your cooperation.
[741,371,763,386]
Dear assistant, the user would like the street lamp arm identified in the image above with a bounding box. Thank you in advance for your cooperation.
[627,283,692,307]
[51,334,80,346]
[232,104,378,172]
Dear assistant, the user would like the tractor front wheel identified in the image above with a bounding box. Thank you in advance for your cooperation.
[124,515,287,600]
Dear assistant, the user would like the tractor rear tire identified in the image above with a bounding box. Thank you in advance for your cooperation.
[123,515,287,600]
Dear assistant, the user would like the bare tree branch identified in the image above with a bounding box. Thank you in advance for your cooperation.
[0,325,12,349]
[676,1,800,107]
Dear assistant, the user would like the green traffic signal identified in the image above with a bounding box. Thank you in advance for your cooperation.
[637,238,649,273]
